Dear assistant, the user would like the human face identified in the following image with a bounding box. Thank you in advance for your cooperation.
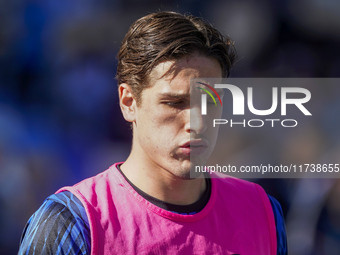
[133,55,222,179]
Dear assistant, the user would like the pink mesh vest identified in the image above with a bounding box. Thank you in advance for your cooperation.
[57,163,277,255]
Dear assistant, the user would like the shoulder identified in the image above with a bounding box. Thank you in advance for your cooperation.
[18,191,90,255]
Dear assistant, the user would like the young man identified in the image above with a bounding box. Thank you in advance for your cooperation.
[18,11,287,254]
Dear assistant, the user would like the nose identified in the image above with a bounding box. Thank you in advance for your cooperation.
[185,106,207,135]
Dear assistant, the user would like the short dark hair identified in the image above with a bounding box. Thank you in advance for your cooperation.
[116,11,237,104]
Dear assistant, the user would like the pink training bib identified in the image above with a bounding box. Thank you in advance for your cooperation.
[57,163,277,255]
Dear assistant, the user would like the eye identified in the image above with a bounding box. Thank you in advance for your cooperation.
[206,95,219,106]
[162,100,188,109]
[207,97,217,105]
[165,100,184,106]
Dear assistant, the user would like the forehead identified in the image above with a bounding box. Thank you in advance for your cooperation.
[147,55,222,94]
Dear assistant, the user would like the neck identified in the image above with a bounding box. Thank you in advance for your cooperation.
[121,151,206,205]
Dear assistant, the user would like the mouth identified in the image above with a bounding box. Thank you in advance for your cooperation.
[179,140,208,156]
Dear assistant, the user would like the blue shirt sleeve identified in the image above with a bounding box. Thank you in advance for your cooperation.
[268,195,288,255]
[18,191,90,255]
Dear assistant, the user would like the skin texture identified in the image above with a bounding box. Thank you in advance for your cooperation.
[119,54,222,205]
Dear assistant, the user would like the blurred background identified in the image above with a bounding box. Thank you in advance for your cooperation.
[1,0,340,254]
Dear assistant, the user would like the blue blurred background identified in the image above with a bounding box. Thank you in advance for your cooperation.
[1,0,340,254]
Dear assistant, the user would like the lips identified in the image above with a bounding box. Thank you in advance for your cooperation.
[179,140,208,156]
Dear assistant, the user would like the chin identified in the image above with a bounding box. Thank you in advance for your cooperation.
[167,158,206,180]
[175,165,205,180]
[176,171,196,180]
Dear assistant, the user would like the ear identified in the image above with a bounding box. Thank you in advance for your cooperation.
[119,83,137,123]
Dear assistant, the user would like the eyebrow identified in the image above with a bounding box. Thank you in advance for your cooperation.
[158,92,190,99]
[215,89,224,95]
